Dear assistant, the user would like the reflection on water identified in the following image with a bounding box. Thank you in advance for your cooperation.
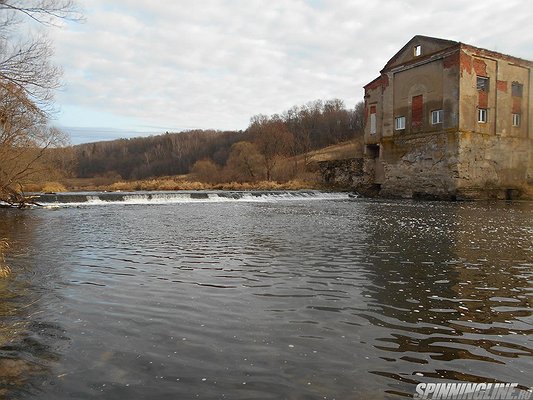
[358,202,533,397]
[0,198,532,399]
[0,212,69,398]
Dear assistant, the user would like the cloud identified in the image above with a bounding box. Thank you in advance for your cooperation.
[48,0,533,142]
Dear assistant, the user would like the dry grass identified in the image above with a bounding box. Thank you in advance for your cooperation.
[61,176,124,191]
[20,174,326,194]
[0,240,11,278]
[0,265,10,278]
[105,179,206,191]
[22,181,67,193]
[307,139,363,162]
[214,179,322,191]
[20,183,42,192]
[99,177,323,192]
[41,182,67,193]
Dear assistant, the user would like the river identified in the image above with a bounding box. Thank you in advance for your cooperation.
[0,191,532,399]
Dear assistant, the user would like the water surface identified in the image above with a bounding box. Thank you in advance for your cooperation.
[0,193,532,399]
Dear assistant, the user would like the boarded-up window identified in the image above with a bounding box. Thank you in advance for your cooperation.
[512,82,523,97]
[370,105,377,134]
[477,76,489,91]
[411,95,423,129]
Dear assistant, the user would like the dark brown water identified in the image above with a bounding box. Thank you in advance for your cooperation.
[0,193,532,399]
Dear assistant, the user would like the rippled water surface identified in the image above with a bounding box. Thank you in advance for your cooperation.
[0,194,532,399]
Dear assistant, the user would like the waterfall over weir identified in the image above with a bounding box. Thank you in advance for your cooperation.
[33,190,352,207]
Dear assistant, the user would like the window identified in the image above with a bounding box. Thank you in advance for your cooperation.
[370,114,376,134]
[370,105,377,134]
[395,116,406,130]
[477,76,489,91]
[512,113,521,127]
[478,108,488,123]
[414,45,421,57]
[512,82,523,97]
[431,109,443,124]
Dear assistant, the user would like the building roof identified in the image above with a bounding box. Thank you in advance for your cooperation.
[364,35,533,89]
[381,35,459,72]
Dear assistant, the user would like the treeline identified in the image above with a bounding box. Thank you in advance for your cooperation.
[70,99,364,182]
[74,130,241,180]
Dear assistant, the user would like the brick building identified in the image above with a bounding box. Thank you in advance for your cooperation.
[363,35,533,199]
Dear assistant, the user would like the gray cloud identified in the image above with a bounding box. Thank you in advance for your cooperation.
[49,0,533,142]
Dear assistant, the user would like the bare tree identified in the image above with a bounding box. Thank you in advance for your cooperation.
[0,37,60,112]
[352,101,365,136]
[0,1,83,26]
[0,83,67,205]
[0,0,79,205]
[252,117,293,181]
[0,1,82,109]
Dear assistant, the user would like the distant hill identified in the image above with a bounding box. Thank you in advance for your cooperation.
[67,99,364,183]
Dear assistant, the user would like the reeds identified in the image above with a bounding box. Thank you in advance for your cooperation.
[0,240,11,278]
[100,178,322,192]
[22,181,67,193]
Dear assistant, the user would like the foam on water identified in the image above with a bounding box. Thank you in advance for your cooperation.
[35,190,353,207]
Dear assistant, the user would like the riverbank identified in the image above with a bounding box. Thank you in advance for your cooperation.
[23,177,331,193]
[19,140,363,194]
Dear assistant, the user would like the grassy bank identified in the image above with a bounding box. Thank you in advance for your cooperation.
[105,178,326,191]
[74,176,323,191]
[24,177,328,193]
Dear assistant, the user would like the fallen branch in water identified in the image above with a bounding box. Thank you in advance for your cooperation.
[0,186,42,208]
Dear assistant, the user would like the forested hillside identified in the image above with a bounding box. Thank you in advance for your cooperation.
[74,130,241,180]
[72,99,364,182]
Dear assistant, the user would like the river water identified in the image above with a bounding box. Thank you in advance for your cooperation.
[0,192,532,399]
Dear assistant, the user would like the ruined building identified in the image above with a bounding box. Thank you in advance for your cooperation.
[363,35,533,199]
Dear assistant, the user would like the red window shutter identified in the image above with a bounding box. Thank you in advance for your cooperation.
[411,95,423,129]
[478,91,488,108]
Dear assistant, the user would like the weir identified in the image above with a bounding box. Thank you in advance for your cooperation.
[31,190,352,207]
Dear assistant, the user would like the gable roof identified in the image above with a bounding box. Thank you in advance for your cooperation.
[381,35,459,72]
[364,35,533,91]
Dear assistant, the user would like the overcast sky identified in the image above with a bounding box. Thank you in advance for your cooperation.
[46,0,533,143]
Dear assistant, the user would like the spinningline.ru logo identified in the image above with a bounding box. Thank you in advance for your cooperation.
[414,382,533,399]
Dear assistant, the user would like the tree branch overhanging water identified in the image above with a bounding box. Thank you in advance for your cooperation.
[0,1,80,207]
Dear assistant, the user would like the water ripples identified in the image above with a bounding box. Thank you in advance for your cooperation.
[0,199,532,398]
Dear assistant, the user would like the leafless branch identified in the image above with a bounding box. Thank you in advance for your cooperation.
[0,0,84,26]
